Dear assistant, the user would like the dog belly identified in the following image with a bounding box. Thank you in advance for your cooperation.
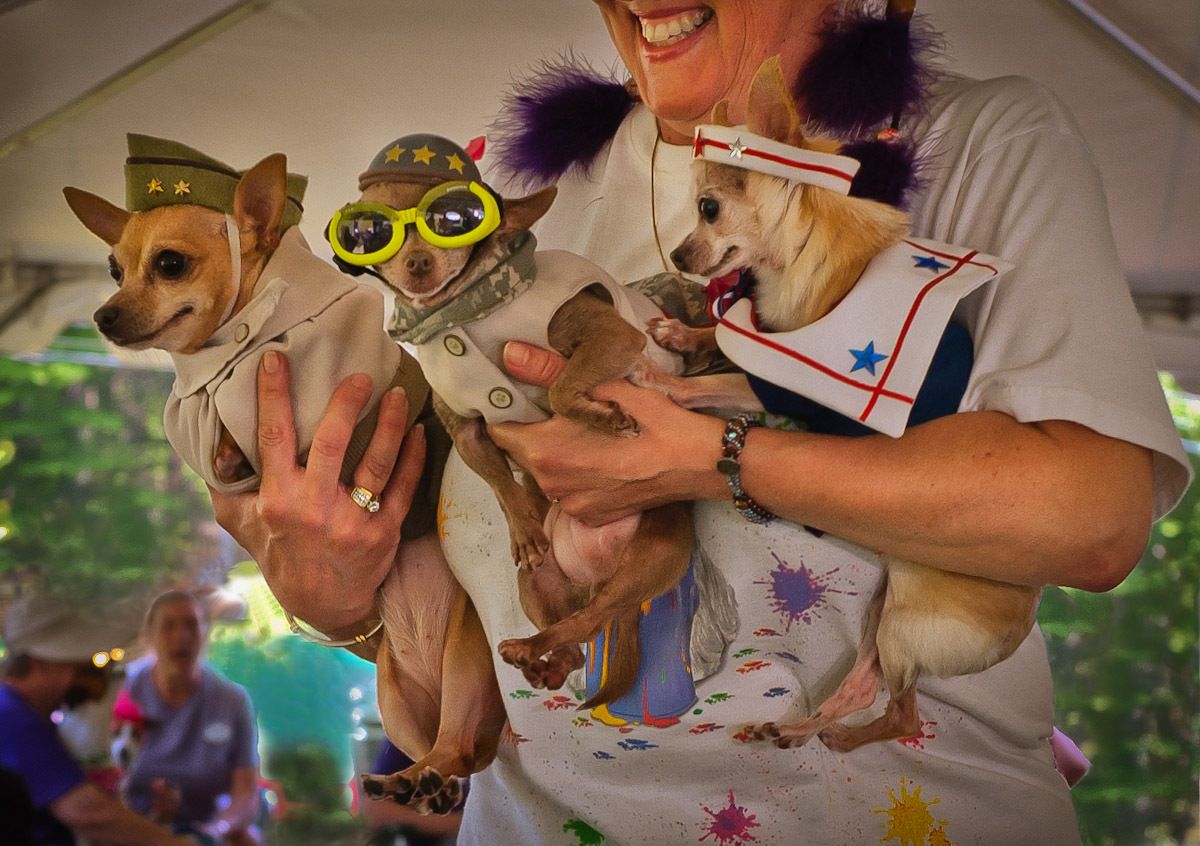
[880,557,1039,683]
[546,504,641,587]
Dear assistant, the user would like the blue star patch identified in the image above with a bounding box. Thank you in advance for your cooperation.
[913,254,950,271]
[849,341,889,376]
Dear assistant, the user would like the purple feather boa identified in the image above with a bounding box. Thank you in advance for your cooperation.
[798,11,942,138]
[490,54,634,190]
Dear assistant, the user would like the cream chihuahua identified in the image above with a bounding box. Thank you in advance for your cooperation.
[64,148,504,813]
[648,59,1039,752]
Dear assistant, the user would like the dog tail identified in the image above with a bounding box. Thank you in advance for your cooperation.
[579,607,642,710]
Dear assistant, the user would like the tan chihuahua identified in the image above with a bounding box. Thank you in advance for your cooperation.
[647,59,1039,752]
[335,136,696,731]
[64,138,504,813]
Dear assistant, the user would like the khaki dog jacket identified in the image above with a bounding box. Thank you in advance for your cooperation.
[410,248,682,426]
[164,227,426,495]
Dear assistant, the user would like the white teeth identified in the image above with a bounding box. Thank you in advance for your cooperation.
[639,7,712,46]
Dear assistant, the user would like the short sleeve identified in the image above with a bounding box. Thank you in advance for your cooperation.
[911,77,1192,518]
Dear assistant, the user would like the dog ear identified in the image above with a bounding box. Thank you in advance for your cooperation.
[710,100,733,127]
[63,188,130,246]
[747,56,803,146]
[233,153,287,253]
[498,186,558,233]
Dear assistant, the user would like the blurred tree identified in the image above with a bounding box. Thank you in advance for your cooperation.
[1041,375,1198,846]
[0,338,211,604]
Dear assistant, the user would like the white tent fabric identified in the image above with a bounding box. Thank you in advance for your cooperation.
[0,0,1196,386]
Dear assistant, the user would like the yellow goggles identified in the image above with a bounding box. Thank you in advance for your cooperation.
[327,181,501,266]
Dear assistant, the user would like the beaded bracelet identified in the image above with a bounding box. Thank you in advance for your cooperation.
[716,414,777,525]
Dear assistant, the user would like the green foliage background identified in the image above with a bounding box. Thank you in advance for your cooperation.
[1040,377,1199,846]
[0,343,210,602]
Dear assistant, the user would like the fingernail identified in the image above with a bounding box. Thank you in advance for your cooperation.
[262,351,278,373]
[386,386,407,402]
[351,373,372,391]
[505,342,530,367]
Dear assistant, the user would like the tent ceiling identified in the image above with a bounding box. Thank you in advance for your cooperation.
[1,0,1197,386]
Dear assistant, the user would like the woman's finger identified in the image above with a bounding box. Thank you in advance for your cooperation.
[305,372,375,502]
[256,351,300,498]
[350,387,410,503]
[502,341,567,387]
[378,423,427,526]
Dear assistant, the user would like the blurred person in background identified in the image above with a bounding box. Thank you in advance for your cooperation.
[1,593,194,846]
[118,590,260,846]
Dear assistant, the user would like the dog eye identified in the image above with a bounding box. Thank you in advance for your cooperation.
[698,197,720,222]
[107,256,122,284]
[155,250,188,279]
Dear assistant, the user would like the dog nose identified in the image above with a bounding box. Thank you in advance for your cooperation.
[405,251,433,276]
[94,305,122,333]
[669,247,690,272]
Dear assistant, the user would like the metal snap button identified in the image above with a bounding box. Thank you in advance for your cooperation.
[443,335,466,356]
[488,388,513,409]
[234,323,250,342]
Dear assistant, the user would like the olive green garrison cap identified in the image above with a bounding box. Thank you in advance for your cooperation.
[124,133,307,230]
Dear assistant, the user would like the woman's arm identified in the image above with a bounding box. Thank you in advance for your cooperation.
[208,351,426,636]
[489,342,1154,591]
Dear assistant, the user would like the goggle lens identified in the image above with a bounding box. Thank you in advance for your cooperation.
[423,189,488,238]
[336,213,394,256]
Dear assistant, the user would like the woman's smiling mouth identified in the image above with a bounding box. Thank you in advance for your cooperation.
[635,7,714,48]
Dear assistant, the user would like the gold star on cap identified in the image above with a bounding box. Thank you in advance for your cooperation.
[173,179,191,196]
[384,144,405,163]
[146,177,164,194]
[412,145,436,165]
[445,153,466,174]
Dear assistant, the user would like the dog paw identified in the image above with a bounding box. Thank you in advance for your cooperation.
[362,768,464,814]
[817,722,859,753]
[740,721,781,742]
[498,639,576,689]
[507,517,549,570]
[646,317,689,351]
[361,771,417,806]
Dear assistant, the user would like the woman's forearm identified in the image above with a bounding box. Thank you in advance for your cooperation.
[736,411,1154,589]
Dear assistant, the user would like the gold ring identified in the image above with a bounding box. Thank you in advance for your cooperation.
[350,485,382,513]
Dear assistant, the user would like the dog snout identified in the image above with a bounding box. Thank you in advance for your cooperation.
[404,250,433,277]
[669,245,692,273]
[94,304,122,335]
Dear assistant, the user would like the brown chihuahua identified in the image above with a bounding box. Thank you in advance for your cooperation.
[333,135,697,747]
[64,135,504,813]
[646,59,1039,752]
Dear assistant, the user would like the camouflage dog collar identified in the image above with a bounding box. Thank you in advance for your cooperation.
[390,231,538,344]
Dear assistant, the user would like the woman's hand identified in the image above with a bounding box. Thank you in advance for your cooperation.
[488,342,727,525]
[208,351,426,633]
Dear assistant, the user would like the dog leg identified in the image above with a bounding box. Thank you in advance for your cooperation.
[743,586,886,749]
[498,502,692,704]
[646,317,718,355]
[213,422,254,484]
[434,395,549,568]
[365,544,506,813]
[817,683,920,753]
[629,361,764,413]
[512,525,587,689]
[547,292,649,435]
